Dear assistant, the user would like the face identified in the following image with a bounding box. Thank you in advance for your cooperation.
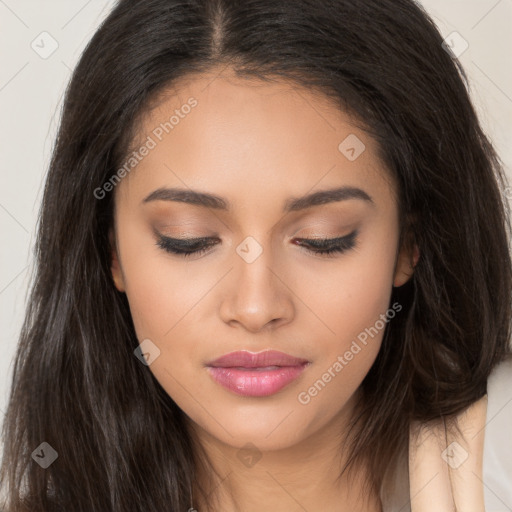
[109,67,417,452]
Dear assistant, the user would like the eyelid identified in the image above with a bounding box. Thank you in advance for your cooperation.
[154,229,358,260]
[157,234,217,246]
[153,229,357,245]
[152,225,210,240]
[295,232,356,243]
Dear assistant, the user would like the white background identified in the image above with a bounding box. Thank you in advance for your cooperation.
[1,0,511,442]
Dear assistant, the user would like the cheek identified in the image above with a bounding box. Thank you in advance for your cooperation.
[299,227,398,348]
[119,245,208,402]
[123,262,181,339]
[117,226,220,410]
[294,226,398,404]
[116,216,208,340]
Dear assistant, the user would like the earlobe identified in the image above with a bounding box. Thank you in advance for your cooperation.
[393,240,420,288]
[109,229,126,293]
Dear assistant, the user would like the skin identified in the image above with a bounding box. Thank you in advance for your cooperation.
[110,66,418,512]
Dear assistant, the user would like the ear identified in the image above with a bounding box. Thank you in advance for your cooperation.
[109,228,126,293]
[393,232,420,288]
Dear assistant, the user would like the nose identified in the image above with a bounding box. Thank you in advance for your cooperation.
[218,242,295,333]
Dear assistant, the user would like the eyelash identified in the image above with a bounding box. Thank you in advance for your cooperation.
[155,231,358,259]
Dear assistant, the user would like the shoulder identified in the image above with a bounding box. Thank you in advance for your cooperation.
[483,353,512,511]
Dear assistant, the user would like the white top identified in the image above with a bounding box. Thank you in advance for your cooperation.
[382,354,512,512]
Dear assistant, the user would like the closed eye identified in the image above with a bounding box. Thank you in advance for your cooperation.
[155,230,358,259]
[293,230,358,257]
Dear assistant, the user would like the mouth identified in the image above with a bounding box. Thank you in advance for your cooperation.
[205,350,310,397]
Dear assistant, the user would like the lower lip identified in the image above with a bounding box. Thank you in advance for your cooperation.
[206,364,309,397]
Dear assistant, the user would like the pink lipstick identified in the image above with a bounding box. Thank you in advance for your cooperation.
[206,350,310,397]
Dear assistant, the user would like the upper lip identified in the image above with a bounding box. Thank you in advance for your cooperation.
[206,350,309,368]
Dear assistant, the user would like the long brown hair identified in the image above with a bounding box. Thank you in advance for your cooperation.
[1,0,511,510]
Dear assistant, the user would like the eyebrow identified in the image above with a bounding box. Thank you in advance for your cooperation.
[142,186,374,212]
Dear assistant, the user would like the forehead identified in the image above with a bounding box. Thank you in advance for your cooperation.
[116,68,396,211]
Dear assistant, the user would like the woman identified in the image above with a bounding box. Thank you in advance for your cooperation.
[1,0,511,510]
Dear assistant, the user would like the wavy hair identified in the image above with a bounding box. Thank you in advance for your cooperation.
[1,0,511,510]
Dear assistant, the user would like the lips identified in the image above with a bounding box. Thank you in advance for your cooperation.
[206,349,309,369]
[205,350,310,397]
